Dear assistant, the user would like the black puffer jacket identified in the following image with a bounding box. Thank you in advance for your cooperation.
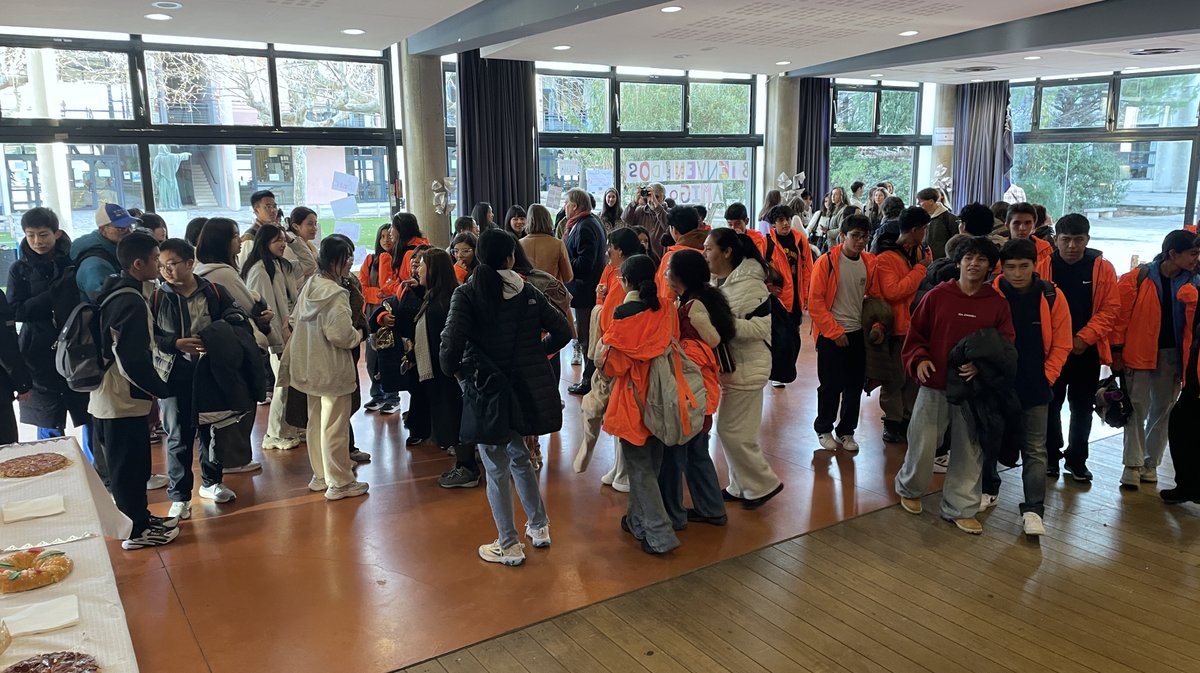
[912,257,959,313]
[151,276,245,395]
[946,327,1020,466]
[564,212,606,307]
[440,272,571,437]
[195,311,267,418]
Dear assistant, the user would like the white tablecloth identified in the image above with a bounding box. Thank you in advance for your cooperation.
[0,438,140,672]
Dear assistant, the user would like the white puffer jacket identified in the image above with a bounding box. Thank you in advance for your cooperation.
[718,259,772,391]
[278,275,363,398]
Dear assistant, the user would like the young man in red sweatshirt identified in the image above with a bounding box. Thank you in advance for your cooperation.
[894,236,1015,534]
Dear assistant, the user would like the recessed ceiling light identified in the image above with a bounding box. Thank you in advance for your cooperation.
[1023,56,1041,61]
[1124,66,1142,71]
[151,1,182,8]
[869,73,883,77]
[341,28,366,35]
[661,6,683,13]
[553,45,571,51]
[971,79,983,82]
[144,13,173,21]
[898,30,919,37]
[776,60,791,66]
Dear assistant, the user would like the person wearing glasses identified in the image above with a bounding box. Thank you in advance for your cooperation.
[238,190,279,267]
[807,214,880,454]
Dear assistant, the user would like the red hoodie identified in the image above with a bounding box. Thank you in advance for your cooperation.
[902,279,1015,390]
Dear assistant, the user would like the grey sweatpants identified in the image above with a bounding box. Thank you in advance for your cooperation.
[1124,348,1181,469]
[895,386,984,520]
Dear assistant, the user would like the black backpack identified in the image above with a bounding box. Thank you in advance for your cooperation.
[749,294,801,384]
[51,247,120,329]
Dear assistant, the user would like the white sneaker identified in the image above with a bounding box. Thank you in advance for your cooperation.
[769,380,786,389]
[224,460,262,474]
[838,435,860,452]
[263,435,301,450]
[611,478,630,493]
[1120,466,1140,489]
[980,493,999,510]
[570,343,583,366]
[933,454,950,474]
[325,481,369,500]
[168,501,192,520]
[198,483,236,503]
[1022,512,1046,536]
[817,433,842,451]
[146,474,169,490]
[479,540,526,566]
[1139,466,1158,483]
[525,524,551,548]
[308,476,328,492]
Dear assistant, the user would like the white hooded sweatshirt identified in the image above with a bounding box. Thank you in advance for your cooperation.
[278,274,363,398]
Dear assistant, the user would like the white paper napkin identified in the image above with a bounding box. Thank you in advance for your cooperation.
[1,495,66,524]
[0,595,80,637]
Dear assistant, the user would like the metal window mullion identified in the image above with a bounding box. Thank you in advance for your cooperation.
[267,45,283,129]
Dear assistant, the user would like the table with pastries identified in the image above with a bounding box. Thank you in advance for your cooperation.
[0,437,139,673]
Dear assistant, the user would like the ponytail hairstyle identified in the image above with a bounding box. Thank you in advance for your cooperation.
[707,226,770,276]
[608,226,645,260]
[472,229,517,314]
[667,249,737,345]
[285,206,317,236]
[619,254,661,312]
[241,224,291,281]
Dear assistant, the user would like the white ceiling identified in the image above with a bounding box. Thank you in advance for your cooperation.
[0,0,479,51]
[835,33,1200,83]
[485,0,1098,74]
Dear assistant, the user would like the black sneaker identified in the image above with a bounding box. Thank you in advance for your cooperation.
[722,489,745,503]
[1160,488,1200,505]
[882,421,906,444]
[567,381,591,396]
[363,398,385,412]
[1064,462,1092,482]
[380,400,402,414]
[405,436,427,447]
[742,483,785,510]
[439,466,480,488]
[149,514,180,530]
[686,508,728,526]
[122,524,180,550]
[1047,463,1061,479]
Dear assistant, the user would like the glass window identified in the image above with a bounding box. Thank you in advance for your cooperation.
[446,145,459,216]
[444,69,458,129]
[835,89,876,133]
[1,143,143,240]
[1118,74,1200,129]
[1012,140,1193,267]
[537,148,615,205]
[276,59,385,128]
[879,89,918,135]
[0,47,133,120]
[689,82,751,134]
[538,74,609,133]
[619,82,683,132]
[620,147,753,224]
[145,144,390,257]
[1038,82,1109,129]
[829,145,915,202]
[1010,85,1034,132]
[145,51,272,125]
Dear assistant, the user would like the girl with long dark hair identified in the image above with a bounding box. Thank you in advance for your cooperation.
[703,228,784,510]
[600,254,681,554]
[471,202,495,233]
[242,224,303,450]
[389,212,429,282]
[283,206,319,283]
[658,249,735,528]
[503,205,528,239]
[360,222,401,413]
[440,230,571,566]
[280,236,367,500]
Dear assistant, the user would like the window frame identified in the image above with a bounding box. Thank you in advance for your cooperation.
[830,79,932,203]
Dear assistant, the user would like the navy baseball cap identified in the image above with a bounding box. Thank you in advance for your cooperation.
[95,202,140,229]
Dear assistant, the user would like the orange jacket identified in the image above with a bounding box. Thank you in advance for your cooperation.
[453,263,469,284]
[395,237,431,283]
[993,278,1074,384]
[1042,252,1120,364]
[756,228,813,313]
[597,264,624,334]
[994,236,1053,279]
[601,295,679,445]
[358,252,397,305]
[871,241,930,336]
[807,245,877,341]
[655,230,708,307]
[678,299,721,415]
[1111,264,1199,370]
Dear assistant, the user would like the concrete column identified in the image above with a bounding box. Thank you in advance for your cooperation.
[762,75,801,200]
[933,84,957,197]
[398,40,451,248]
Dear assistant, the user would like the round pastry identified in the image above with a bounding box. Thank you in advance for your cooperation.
[0,548,73,594]
[1,651,99,673]
[0,453,70,478]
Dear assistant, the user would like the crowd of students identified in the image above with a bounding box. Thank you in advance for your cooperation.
[2,179,1197,562]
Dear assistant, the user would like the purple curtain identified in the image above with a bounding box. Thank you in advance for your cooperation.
[797,77,832,202]
[952,81,1012,212]
[457,50,539,216]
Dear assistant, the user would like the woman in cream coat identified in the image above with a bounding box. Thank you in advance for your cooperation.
[702,228,784,510]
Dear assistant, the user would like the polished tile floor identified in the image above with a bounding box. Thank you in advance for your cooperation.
[70,345,1125,673]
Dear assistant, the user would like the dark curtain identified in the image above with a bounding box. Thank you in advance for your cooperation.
[952,81,1012,212]
[797,77,832,202]
[457,50,538,218]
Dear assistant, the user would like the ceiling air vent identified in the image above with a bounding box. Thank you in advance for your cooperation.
[1127,48,1184,56]
[954,66,998,73]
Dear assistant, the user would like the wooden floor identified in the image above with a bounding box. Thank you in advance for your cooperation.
[402,432,1200,673]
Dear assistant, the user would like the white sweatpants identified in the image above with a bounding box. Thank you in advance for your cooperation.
[716,386,781,500]
[306,393,354,488]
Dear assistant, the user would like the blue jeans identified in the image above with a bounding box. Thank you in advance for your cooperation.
[622,437,680,554]
[479,432,548,549]
[658,432,726,529]
[39,424,101,478]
